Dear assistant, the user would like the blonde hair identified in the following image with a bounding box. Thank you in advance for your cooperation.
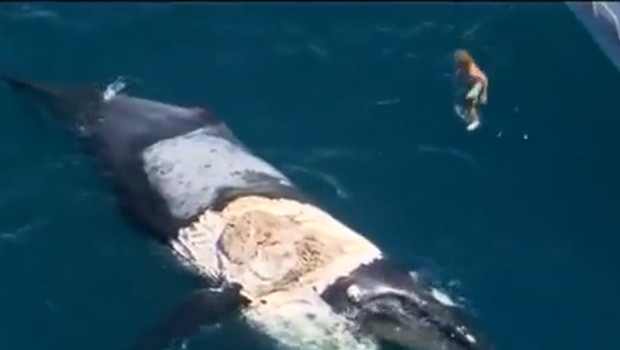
[454,49,474,67]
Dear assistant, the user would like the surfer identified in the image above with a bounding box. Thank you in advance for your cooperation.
[453,49,488,131]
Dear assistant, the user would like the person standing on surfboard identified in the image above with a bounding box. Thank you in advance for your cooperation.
[453,49,488,131]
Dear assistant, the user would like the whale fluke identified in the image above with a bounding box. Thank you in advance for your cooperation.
[1,74,105,129]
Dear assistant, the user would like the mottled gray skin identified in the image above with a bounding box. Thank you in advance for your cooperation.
[141,126,294,221]
[2,76,307,244]
[98,95,311,241]
[2,76,490,350]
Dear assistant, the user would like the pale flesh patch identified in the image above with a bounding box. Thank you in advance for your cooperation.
[170,196,383,300]
[216,196,383,301]
[169,196,383,350]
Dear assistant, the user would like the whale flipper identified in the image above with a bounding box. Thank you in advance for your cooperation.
[131,283,250,350]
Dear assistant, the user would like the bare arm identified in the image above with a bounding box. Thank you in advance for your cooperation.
[480,76,488,103]
[453,69,462,85]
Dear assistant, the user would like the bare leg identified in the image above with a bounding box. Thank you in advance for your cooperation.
[465,98,481,131]
[464,98,476,123]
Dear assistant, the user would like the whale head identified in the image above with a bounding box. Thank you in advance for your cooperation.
[321,259,490,350]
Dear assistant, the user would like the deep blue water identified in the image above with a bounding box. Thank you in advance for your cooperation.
[1,3,619,350]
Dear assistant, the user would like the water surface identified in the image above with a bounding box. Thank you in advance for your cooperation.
[0,3,618,350]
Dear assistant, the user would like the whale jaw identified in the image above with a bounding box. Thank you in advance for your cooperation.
[320,259,490,350]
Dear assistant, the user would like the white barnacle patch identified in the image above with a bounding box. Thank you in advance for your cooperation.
[456,325,477,344]
[346,284,363,303]
[172,195,384,350]
[430,288,457,307]
[466,333,477,343]
[141,128,294,221]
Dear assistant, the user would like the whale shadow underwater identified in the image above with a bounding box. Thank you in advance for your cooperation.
[1,75,491,350]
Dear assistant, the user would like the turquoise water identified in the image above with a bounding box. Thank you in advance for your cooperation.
[1,3,619,350]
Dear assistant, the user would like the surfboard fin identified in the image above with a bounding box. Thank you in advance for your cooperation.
[129,283,250,350]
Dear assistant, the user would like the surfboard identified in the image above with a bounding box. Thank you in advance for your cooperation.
[454,104,481,132]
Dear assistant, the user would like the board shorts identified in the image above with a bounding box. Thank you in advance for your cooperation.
[465,81,484,104]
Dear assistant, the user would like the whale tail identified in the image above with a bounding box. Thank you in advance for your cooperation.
[1,74,105,133]
[0,74,102,99]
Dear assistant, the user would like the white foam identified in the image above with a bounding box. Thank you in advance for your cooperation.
[417,144,478,168]
[244,292,378,350]
[102,76,127,102]
[373,98,401,106]
[285,165,348,199]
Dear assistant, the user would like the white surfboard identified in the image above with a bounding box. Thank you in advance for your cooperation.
[454,104,481,132]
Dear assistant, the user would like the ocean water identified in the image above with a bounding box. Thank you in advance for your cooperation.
[0,3,619,350]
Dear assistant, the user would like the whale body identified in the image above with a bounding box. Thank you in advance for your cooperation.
[1,75,489,350]
[567,2,620,73]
